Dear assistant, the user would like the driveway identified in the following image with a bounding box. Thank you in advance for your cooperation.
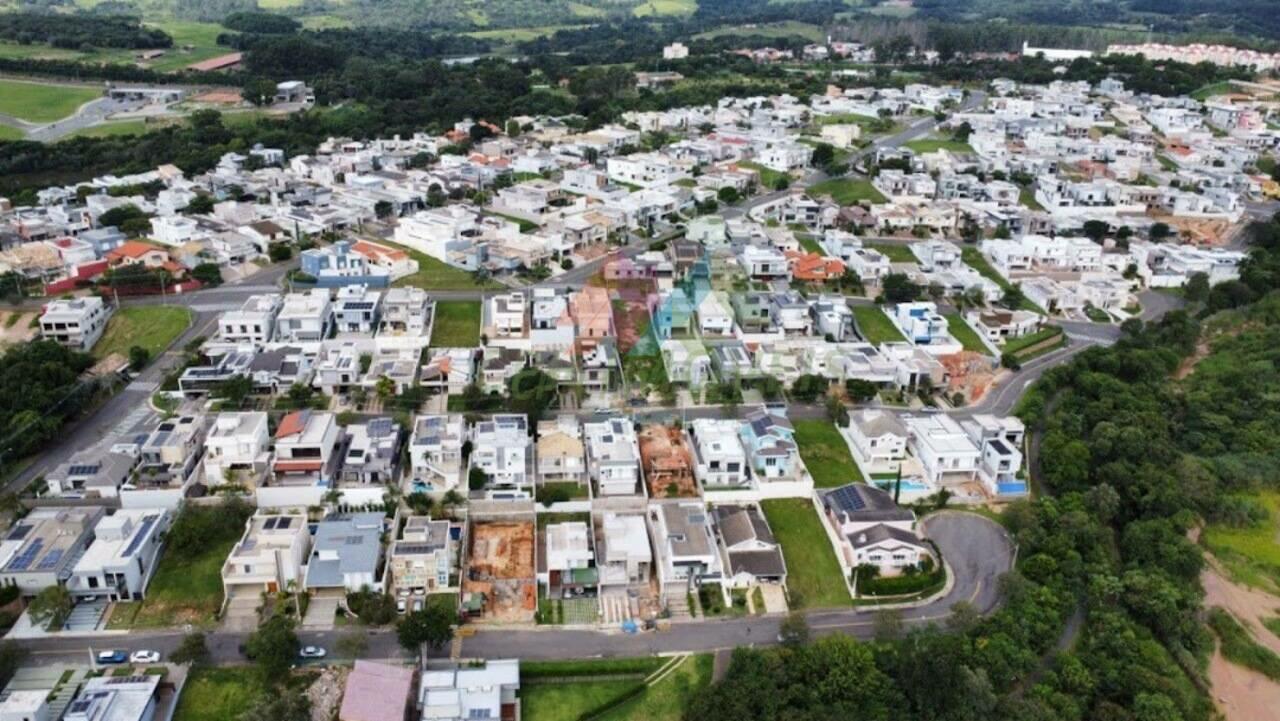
[220,590,261,632]
[302,593,341,630]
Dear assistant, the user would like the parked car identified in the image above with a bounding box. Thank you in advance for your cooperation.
[96,650,128,665]
[396,598,407,614]
[412,598,424,613]
[130,650,161,664]
[299,646,326,659]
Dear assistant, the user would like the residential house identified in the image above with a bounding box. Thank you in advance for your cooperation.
[710,504,787,587]
[536,415,586,487]
[584,417,643,497]
[542,521,597,599]
[217,295,282,346]
[221,513,310,597]
[638,424,697,498]
[332,285,382,334]
[65,509,170,602]
[45,451,135,500]
[304,512,386,593]
[420,660,520,721]
[339,418,402,485]
[469,414,534,499]
[39,297,112,352]
[962,415,1027,496]
[686,419,749,489]
[300,240,392,288]
[377,287,434,338]
[648,502,724,597]
[0,507,104,595]
[738,410,803,482]
[595,513,652,587]
[63,674,162,721]
[569,286,614,348]
[272,410,342,481]
[819,483,926,575]
[843,408,908,474]
[274,289,334,343]
[420,348,478,395]
[387,516,453,596]
[339,661,416,721]
[902,413,981,485]
[964,309,1041,344]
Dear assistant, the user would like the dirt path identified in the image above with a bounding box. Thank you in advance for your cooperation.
[1202,551,1280,721]
[1203,559,1280,657]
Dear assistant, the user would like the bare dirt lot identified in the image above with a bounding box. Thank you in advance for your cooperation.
[1203,552,1280,721]
[464,521,537,622]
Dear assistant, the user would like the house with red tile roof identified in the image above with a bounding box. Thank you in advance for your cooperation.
[785,250,846,282]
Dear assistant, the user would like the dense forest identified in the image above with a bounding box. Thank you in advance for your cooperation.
[0,340,97,460]
[687,212,1280,721]
[0,11,170,49]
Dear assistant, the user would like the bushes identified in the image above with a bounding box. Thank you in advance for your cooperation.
[1207,607,1280,681]
[345,588,397,626]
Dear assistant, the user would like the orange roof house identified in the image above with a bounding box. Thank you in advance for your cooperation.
[569,286,615,345]
[785,250,845,282]
[106,241,173,270]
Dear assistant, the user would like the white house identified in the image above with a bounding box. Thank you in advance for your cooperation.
[843,408,908,473]
[687,419,749,488]
[584,417,642,497]
[902,413,980,485]
[648,502,724,596]
[221,513,310,597]
[217,294,282,345]
[65,509,170,602]
[274,289,334,343]
[469,414,534,499]
[408,414,466,493]
[39,297,112,352]
[203,412,271,487]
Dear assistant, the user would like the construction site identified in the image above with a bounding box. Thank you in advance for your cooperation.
[638,425,699,498]
[462,518,537,623]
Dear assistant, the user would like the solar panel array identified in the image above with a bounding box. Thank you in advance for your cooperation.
[828,484,867,512]
[344,301,376,310]
[67,464,100,476]
[5,524,31,542]
[368,418,394,437]
[6,538,44,571]
[121,514,158,557]
[35,548,64,571]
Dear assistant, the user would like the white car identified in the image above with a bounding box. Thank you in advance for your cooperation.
[130,650,161,664]
[299,646,326,659]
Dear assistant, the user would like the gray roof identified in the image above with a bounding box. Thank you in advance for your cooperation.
[821,483,914,523]
[726,548,786,579]
[712,505,776,547]
[846,523,924,550]
[744,409,793,437]
[305,512,384,588]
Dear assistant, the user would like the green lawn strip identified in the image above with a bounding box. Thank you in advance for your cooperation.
[1018,186,1044,211]
[793,419,864,488]
[1002,326,1064,356]
[111,532,238,629]
[1207,607,1280,681]
[761,499,850,609]
[429,301,482,347]
[903,137,973,154]
[0,125,24,141]
[92,305,192,361]
[522,680,642,721]
[852,306,905,344]
[485,211,539,233]
[172,667,264,721]
[807,177,887,205]
[796,233,823,254]
[866,243,916,262]
[64,120,150,139]
[942,313,989,354]
[0,79,100,123]
[384,239,500,291]
[522,658,662,679]
[736,161,787,189]
[1202,492,1280,593]
[959,247,1045,313]
[597,655,714,721]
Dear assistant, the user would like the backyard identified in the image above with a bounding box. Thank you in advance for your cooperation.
[852,306,905,344]
[92,305,192,361]
[807,177,887,205]
[521,655,712,721]
[761,499,849,609]
[0,79,100,123]
[430,301,482,347]
[793,419,864,488]
[943,313,990,354]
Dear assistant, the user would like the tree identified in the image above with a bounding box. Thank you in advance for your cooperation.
[880,272,922,303]
[184,195,215,215]
[28,586,72,630]
[1082,220,1109,243]
[1184,271,1210,302]
[999,283,1026,310]
[374,200,394,219]
[170,632,210,666]
[375,375,396,401]
[810,142,835,169]
[397,605,454,651]
[242,76,278,107]
[790,374,827,403]
[127,345,150,372]
[717,186,740,204]
[213,375,253,408]
[468,466,489,491]
[1149,222,1172,241]
[243,614,299,680]
[268,243,293,262]
[844,379,878,403]
[778,611,809,647]
[772,176,790,191]
[507,368,557,421]
[191,263,223,286]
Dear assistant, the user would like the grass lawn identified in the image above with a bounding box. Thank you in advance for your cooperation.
[430,301,482,347]
[796,233,823,254]
[522,679,641,721]
[172,667,264,721]
[867,243,916,262]
[736,161,787,189]
[852,306,905,344]
[0,79,100,123]
[1018,187,1045,211]
[520,655,711,721]
[943,313,989,354]
[599,655,713,721]
[1155,154,1178,171]
[761,499,849,609]
[633,0,698,16]
[1191,81,1234,101]
[386,239,499,291]
[108,529,239,629]
[1203,492,1280,593]
[959,247,1045,313]
[807,177,887,205]
[144,21,233,73]
[793,419,864,487]
[92,306,192,361]
[0,125,23,141]
[903,137,973,154]
[1003,326,1064,355]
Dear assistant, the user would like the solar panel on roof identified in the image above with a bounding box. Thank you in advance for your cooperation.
[68,464,100,476]
[368,418,394,436]
[36,548,64,571]
[122,515,158,557]
[6,538,44,571]
[830,485,866,511]
[6,524,31,541]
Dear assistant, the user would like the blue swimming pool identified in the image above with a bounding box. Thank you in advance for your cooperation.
[997,482,1029,496]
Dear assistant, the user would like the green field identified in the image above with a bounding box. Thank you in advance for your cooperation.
[430,301,482,347]
[852,306,905,344]
[867,243,916,262]
[1203,492,1280,593]
[903,137,973,154]
[796,233,823,254]
[761,499,850,609]
[144,21,233,73]
[633,0,698,17]
[522,655,712,721]
[1190,81,1234,101]
[736,161,788,189]
[807,177,887,205]
[793,419,864,487]
[64,120,150,139]
[386,239,500,291]
[93,305,192,361]
[467,25,584,42]
[172,667,264,721]
[1018,187,1045,211]
[943,313,990,354]
[0,124,23,141]
[108,522,239,629]
[696,20,826,43]
[0,79,100,123]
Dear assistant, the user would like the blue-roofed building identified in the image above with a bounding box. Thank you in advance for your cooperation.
[66,509,172,602]
[304,512,386,592]
[299,240,392,288]
[0,507,104,595]
[737,409,802,481]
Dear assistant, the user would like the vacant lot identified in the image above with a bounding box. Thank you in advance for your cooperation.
[0,79,99,123]
[960,247,1045,313]
[808,178,887,205]
[109,529,238,630]
[430,301,482,347]
[793,419,864,488]
[93,306,192,361]
[761,498,849,609]
[852,306,905,344]
[65,120,150,139]
[867,243,916,262]
[943,313,990,354]
[904,137,973,154]
[1204,492,1280,594]
[633,0,697,17]
[521,655,711,721]
[387,240,498,291]
[736,160,787,189]
[173,667,263,721]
